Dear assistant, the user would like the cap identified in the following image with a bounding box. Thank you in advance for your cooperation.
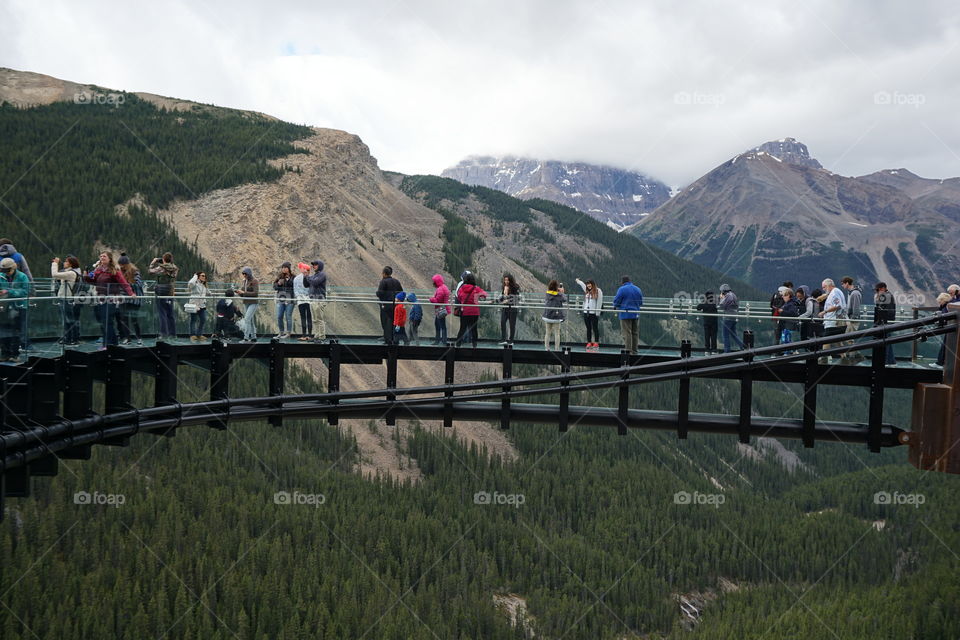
[118,254,131,265]
[719,283,731,293]
[0,258,15,270]
[395,291,407,301]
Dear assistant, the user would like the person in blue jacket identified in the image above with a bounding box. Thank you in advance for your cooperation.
[406,292,423,346]
[612,275,644,354]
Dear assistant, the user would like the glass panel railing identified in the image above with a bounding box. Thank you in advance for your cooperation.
[0,289,941,369]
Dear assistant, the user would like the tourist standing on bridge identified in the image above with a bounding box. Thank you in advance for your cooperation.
[778,288,801,347]
[0,257,30,361]
[406,293,423,346]
[818,278,847,363]
[430,274,450,345]
[498,273,521,345]
[935,292,952,367]
[149,253,179,341]
[1,240,33,353]
[454,272,487,348]
[696,291,718,354]
[873,282,897,365]
[87,251,134,349]
[575,277,602,350]
[118,255,145,346]
[796,286,816,341]
[393,292,410,345]
[542,280,567,351]
[613,276,643,354]
[377,266,404,345]
[235,267,259,343]
[717,284,744,353]
[187,271,210,342]
[840,276,864,363]
[273,262,296,339]
[304,260,327,342]
[294,262,312,341]
[51,256,83,346]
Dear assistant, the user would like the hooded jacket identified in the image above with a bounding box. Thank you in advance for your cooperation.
[429,274,451,314]
[542,289,568,322]
[149,258,179,295]
[0,244,32,281]
[304,261,327,299]
[237,269,259,305]
[456,283,487,316]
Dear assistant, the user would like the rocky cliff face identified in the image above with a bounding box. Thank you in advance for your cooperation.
[629,139,960,300]
[442,156,671,228]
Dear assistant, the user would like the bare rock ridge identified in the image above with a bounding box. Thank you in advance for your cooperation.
[629,137,960,299]
[442,156,671,229]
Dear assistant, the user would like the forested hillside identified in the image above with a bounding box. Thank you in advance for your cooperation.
[0,96,309,271]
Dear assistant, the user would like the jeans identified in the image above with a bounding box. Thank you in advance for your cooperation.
[61,301,82,344]
[95,303,118,346]
[434,312,447,344]
[189,307,207,337]
[156,297,176,338]
[242,303,258,340]
[408,319,421,345]
[544,321,562,350]
[703,323,717,352]
[381,305,395,344]
[276,301,294,334]
[620,317,639,353]
[118,304,142,341]
[500,307,517,342]
[298,303,312,336]
[583,313,600,343]
[721,317,744,353]
[311,299,327,340]
[455,315,478,346]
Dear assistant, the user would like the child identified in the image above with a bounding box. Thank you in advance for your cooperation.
[407,292,423,346]
[215,290,244,340]
[393,291,409,345]
[778,288,801,348]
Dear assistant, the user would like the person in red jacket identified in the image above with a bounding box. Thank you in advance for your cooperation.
[454,273,487,348]
[429,273,450,345]
[393,291,409,345]
[85,251,134,348]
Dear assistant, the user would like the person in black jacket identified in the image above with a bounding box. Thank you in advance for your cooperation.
[873,282,897,365]
[376,266,404,344]
[696,291,718,353]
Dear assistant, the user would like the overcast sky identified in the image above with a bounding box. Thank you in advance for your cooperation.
[2,0,958,186]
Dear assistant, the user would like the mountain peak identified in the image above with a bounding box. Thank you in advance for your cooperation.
[750,138,823,169]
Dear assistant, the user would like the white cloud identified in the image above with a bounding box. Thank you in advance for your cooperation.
[2,0,959,185]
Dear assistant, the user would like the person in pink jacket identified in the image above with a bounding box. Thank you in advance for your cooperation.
[454,273,487,348]
[429,274,451,345]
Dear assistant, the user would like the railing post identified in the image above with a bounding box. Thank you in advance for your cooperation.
[559,347,571,432]
[104,345,135,444]
[209,339,231,430]
[678,340,691,439]
[385,343,398,427]
[500,344,512,431]
[327,340,341,426]
[868,338,886,453]
[909,308,960,472]
[802,355,819,448]
[443,346,455,429]
[617,349,629,435]
[739,337,753,444]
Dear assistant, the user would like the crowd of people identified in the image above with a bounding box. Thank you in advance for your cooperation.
[0,237,957,365]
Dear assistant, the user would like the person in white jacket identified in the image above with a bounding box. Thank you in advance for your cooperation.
[51,256,83,345]
[575,277,603,349]
[187,272,210,341]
